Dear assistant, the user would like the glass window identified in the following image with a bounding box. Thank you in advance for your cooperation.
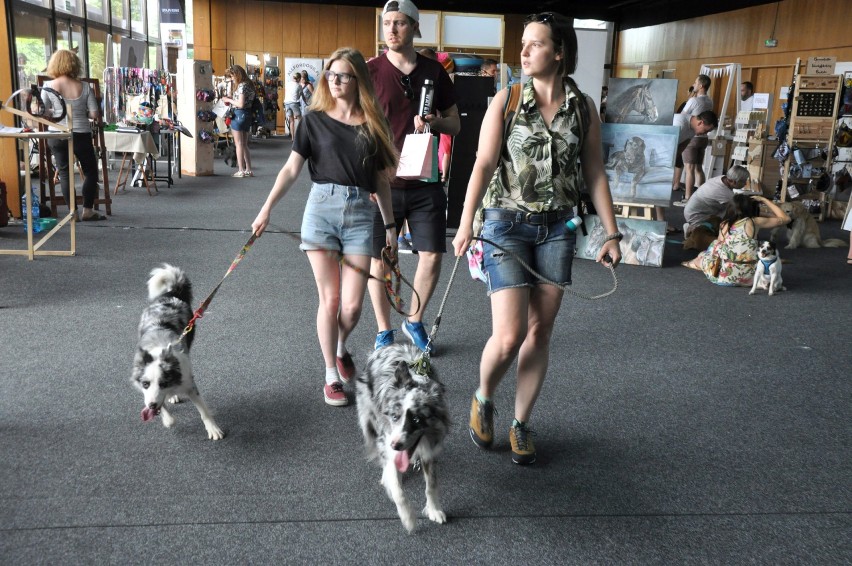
[88,28,109,82]
[87,0,109,23]
[55,0,84,17]
[111,0,129,30]
[56,21,87,73]
[146,0,159,39]
[130,0,144,34]
[19,0,49,8]
[13,10,52,89]
[148,45,162,70]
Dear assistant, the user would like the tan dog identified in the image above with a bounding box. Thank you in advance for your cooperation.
[770,201,845,249]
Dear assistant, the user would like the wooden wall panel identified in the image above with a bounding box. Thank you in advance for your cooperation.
[212,49,228,75]
[1,0,19,215]
[263,2,284,54]
[316,5,338,58]
[335,6,359,54]
[225,0,246,52]
[353,7,376,58]
[245,4,266,52]
[503,14,524,65]
[211,0,228,51]
[282,4,301,55]
[194,0,211,49]
[299,4,320,57]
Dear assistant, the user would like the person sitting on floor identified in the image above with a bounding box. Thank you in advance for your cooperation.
[681,193,789,287]
[682,165,749,251]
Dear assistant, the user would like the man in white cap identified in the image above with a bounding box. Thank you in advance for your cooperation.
[367,0,460,354]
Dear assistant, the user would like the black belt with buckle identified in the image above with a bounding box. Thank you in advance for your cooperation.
[482,208,573,225]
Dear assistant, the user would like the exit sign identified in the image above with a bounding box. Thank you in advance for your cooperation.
[765,38,778,48]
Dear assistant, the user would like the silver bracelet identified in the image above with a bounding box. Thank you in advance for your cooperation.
[603,231,623,243]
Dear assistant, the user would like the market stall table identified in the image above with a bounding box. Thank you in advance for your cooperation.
[103,130,160,195]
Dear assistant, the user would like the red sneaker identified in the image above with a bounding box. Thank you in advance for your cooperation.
[336,353,356,383]
[323,381,348,406]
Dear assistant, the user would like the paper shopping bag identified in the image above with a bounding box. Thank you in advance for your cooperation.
[397,133,439,182]
[212,99,228,118]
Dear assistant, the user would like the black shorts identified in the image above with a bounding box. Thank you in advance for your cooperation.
[372,184,447,257]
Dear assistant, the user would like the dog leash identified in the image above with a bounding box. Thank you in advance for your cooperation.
[408,237,620,377]
[271,226,422,317]
[175,232,257,344]
[473,236,619,300]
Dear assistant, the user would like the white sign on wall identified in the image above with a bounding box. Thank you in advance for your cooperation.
[752,93,770,109]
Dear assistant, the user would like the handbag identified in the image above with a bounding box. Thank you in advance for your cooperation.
[397,125,440,182]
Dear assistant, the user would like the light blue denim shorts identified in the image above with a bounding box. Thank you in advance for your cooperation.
[480,213,576,295]
[300,183,377,256]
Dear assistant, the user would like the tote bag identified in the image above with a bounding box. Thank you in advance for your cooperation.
[397,128,439,182]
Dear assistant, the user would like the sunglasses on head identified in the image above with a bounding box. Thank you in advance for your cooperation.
[525,12,555,24]
[399,75,414,100]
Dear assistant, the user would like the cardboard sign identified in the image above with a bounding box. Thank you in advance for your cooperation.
[807,56,836,75]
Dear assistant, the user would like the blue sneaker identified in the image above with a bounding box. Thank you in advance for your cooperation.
[402,320,432,353]
[374,329,395,350]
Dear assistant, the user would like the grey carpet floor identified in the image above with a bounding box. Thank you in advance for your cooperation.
[1,137,850,564]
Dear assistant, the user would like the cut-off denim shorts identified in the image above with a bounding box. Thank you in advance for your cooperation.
[480,209,577,295]
[300,183,377,256]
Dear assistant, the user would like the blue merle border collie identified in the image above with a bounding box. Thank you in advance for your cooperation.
[356,343,450,532]
[131,264,224,440]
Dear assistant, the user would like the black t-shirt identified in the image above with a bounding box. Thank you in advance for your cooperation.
[292,111,379,191]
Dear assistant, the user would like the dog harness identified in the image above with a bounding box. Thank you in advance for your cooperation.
[758,257,777,275]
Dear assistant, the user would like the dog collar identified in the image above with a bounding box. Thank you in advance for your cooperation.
[759,257,777,275]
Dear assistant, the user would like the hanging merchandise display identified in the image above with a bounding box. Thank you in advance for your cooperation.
[102,68,175,125]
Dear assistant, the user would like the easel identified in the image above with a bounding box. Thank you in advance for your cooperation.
[0,97,76,260]
[699,63,742,179]
[36,76,112,216]
[613,201,655,220]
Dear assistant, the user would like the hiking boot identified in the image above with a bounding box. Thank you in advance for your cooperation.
[402,320,432,354]
[374,330,395,350]
[469,394,495,448]
[336,353,356,383]
[323,381,348,406]
[509,421,537,465]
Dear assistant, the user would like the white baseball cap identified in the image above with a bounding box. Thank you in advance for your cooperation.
[382,0,422,38]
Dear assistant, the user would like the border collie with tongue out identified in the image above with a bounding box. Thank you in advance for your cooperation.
[131,264,224,440]
[356,343,450,532]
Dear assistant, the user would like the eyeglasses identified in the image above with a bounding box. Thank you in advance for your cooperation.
[400,75,414,100]
[325,71,355,84]
[525,12,555,24]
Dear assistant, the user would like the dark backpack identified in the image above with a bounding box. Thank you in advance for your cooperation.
[250,96,264,126]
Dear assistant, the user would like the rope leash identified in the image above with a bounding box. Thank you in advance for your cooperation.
[175,232,257,345]
[408,236,619,376]
[272,227,421,317]
[473,236,619,300]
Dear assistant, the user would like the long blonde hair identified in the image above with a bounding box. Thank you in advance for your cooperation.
[311,47,398,173]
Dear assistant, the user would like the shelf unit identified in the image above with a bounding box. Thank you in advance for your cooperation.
[731,109,767,192]
[779,73,842,221]
[375,10,504,75]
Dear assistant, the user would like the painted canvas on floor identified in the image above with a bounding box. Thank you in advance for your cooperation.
[575,214,667,268]
[601,123,680,205]
[605,78,678,125]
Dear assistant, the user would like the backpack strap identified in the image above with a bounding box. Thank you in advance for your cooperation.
[501,82,523,142]
[564,76,590,149]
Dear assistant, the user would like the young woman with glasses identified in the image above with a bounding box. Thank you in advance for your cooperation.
[251,47,399,407]
[452,12,622,465]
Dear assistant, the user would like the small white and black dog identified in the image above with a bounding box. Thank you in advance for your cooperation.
[356,344,450,532]
[131,264,224,440]
[750,241,786,296]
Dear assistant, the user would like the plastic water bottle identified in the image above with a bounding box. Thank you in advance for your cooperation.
[565,215,583,232]
[21,190,42,233]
